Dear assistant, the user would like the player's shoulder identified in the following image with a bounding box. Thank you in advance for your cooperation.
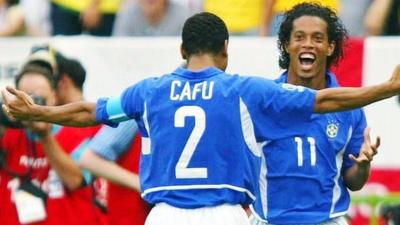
[233,74,279,94]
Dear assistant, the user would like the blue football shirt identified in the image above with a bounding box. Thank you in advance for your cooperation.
[96,67,317,208]
[251,71,367,224]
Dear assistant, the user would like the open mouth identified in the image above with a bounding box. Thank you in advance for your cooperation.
[299,53,316,70]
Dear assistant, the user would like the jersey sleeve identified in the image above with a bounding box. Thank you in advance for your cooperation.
[240,76,317,140]
[88,120,138,161]
[342,109,368,171]
[96,80,148,127]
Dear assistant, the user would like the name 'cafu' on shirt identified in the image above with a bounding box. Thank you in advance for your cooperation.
[170,80,214,101]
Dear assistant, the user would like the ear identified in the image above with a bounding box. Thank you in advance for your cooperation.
[222,40,228,57]
[327,42,335,56]
[180,44,187,60]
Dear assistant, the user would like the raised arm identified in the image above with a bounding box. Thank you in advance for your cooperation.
[2,86,98,127]
[314,65,400,113]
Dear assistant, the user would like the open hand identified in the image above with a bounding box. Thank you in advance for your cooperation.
[349,127,380,167]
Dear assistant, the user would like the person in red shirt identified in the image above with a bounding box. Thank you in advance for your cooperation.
[0,63,102,225]
[79,122,150,225]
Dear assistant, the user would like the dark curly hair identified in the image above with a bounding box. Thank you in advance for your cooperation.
[182,12,229,56]
[278,2,348,70]
[57,56,86,90]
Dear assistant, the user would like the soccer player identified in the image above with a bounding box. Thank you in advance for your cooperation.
[2,12,400,225]
[250,3,380,225]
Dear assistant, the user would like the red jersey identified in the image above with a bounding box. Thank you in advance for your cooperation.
[0,125,102,225]
[107,133,150,225]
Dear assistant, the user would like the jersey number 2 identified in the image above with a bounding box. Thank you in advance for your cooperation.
[174,106,208,179]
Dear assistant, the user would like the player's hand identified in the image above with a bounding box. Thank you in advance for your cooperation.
[349,127,380,167]
[1,86,35,121]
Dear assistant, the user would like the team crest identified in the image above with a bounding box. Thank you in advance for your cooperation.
[326,122,339,138]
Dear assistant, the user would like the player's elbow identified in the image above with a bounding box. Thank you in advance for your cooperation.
[347,183,364,192]
[78,150,93,170]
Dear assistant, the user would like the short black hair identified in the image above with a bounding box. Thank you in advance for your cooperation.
[182,12,229,56]
[57,56,86,90]
[278,2,348,69]
[15,63,56,89]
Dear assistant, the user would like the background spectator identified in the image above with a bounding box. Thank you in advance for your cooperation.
[0,62,102,225]
[364,0,400,36]
[112,0,190,36]
[339,0,372,37]
[0,0,24,36]
[50,0,121,36]
[203,0,272,36]
[19,0,51,36]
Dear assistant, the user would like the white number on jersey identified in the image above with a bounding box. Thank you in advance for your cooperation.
[174,106,208,179]
[294,137,316,166]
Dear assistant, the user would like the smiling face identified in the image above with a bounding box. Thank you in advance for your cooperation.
[286,15,335,81]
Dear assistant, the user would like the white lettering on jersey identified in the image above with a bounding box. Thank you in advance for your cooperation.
[19,156,48,169]
[170,80,214,101]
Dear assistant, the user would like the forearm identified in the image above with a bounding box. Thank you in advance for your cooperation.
[259,0,276,36]
[41,134,84,191]
[32,101,99,127]
[79,150,141,192]
[314,82,397,113]
[344,163,371,191]
[364,0,392,35]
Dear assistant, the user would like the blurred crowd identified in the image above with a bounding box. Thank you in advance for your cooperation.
[0,0,399,37]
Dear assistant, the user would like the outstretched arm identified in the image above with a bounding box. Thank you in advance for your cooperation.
[2,86,98,127]
[79,150,141,192]
[344,127,380,191]
[314,65,400,113]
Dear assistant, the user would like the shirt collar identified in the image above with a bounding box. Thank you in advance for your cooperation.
[172,66,224,79]
[276,70,340,88]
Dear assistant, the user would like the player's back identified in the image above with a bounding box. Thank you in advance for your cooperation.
[137,67,261,208]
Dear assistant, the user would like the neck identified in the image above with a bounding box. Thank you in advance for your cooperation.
[287,69,327,90]
[186,54,222,71]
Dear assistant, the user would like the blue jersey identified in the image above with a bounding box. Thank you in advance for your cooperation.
[96,67,316,208]
[251,71,367,224]
[89,120,138,160]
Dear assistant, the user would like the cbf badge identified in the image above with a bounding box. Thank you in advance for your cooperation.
[326,122,339,138]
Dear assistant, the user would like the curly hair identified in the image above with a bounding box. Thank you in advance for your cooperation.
[278,2,348,70]
[182,12,229,56]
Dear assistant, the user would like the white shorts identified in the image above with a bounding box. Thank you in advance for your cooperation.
[145,203,250,225]
[249,215,349,225]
